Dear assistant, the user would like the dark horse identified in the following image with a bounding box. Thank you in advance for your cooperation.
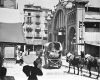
[66,52,82,75]
[81,54,100,79]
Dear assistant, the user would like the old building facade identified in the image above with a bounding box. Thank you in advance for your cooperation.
[50,0,100,56]
[23,4,52,51]
[0,0,25,62]
[0,0,16,8]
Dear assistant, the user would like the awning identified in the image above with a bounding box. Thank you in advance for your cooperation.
[85,41,100,46]
[0,8,24,23]
[85,12,100,22]
[0,23,25,44]
[0,8,25,44]
[87,0,100,8]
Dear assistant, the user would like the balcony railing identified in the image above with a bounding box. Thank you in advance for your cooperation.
[25,32,33,39]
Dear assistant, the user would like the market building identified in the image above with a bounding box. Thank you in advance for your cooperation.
[50,0,100,56]
[23,4,52,51]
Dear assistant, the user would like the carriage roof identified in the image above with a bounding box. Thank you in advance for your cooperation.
[44,42,63,51]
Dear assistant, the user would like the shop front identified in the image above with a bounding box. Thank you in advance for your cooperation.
[0,8,25,66]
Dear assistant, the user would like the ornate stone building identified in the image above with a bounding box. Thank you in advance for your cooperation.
[50,0,100,56]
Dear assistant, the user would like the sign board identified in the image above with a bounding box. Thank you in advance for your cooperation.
[4,47,15,58]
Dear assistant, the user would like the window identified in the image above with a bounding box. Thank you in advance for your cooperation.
[35,28,41,33]
[36,15,40,18]
[26,27,33,32]
[85,7,100,12]
[28,13,31,16]
[26,17,32,24]
[35,22,40,25]
[44,30,48,34]
[34,33,41,39]
[43,37,47,40]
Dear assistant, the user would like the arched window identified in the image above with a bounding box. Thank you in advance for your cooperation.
[36,15,40,18]
[35,22,40,25]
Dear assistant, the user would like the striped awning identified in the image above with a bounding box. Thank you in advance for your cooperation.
[0,23,25,44]
[0,8,25,44]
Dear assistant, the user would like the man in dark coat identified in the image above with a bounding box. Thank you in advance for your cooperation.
[0,67,7,80]
[23,61,43,80]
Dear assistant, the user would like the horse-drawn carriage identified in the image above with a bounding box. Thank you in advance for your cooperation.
[44,42,63,68]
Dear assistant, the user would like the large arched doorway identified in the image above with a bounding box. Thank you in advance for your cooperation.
[53,9,66,55]
[68,27,76,53]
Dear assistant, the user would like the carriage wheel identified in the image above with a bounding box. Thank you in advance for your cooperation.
[58,61,62,68]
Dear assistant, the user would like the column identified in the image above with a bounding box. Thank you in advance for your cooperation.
[24,45,26,52]
[59,12,61,28]
[61,11,63,28]
[75,0,89,55]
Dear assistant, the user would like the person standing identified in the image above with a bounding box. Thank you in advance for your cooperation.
[35,55,42,69]
[23,61,43,80]
[0,67,7,80]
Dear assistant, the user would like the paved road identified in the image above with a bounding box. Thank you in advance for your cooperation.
[6,64,99,80]
[4,54,99,80]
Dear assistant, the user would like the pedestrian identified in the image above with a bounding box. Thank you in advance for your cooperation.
[23,61,43,80]
[0,53,3,68]
[0,67,7,80]
[35,55,42,69]
[23,65,31,77]
[19,51,24,66]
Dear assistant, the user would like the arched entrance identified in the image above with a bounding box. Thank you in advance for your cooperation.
[53,9,66,55]
[68,27,76,53]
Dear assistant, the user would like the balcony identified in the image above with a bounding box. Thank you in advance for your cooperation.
[26,27,33,32]
[34,37,42,39]
[43,37,47,40]
[35,28,41,33]
[25,32,33,39]
[34,33,42,39]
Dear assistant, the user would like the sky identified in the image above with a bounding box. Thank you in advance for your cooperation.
[17,0,59,12]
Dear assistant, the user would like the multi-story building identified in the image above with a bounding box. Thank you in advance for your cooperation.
[0,0,16,9]
[50,0,100,57]
[23,4,52,51]
[0,0,25,62]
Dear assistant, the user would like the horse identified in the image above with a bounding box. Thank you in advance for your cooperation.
[81,54,100,79]
[66,52,82,75]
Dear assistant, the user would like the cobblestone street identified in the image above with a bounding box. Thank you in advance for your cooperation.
[4,55,100,80]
